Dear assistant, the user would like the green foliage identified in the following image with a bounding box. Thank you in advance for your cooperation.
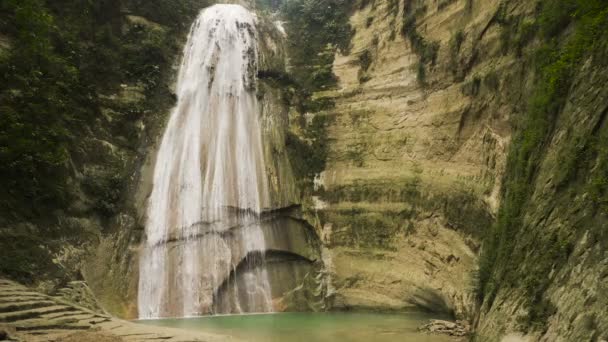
[416,62,427,85]
[387,0,399,14]
[588,132,608,214]
[498,16,515,55]
[0,0,196,219]
[372,34,380,47]
[280,0,353,190]
[366,16,374,27]
[0,0,201,281]
[359,0,374,10]
[461,76,481,97]
[389,29,397,41]
[357,49,373,83]
[321,180,421,204]
[282,0,353,90]
[0,229,63,283]
[401,1,440,85]
[349,110,369,126]
[449,29,465,76]
[82,167,125,217]
[515,20,538,56]
[326,208,412,249]
[483,69,500,91]
[452,30,465,53]
[499,14,539,56]
[0,0,86,216]
[438,0,457,12]
[256,0,285,11]
[478,0,608,331]
[345,144,365,167]
[358,73,372,84]
[321,180,491,240]
[124,0,209,29]
[285,114,331,190]
[538,0,577,38]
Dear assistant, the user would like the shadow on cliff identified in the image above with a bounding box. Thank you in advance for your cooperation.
[407,287,454,318]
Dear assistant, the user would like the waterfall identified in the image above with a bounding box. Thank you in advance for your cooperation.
[138,4,274,319]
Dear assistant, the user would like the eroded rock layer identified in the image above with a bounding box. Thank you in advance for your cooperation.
[304,0,512,319]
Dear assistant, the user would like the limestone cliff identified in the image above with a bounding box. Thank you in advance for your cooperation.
[472,1,608,340]
[285,0,608,340]
[296,0,515,319]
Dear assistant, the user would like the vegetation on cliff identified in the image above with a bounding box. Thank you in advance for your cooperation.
[0,0,201,219]
[282,0,352,90]
[400,0,439,84]
[278,0,352,191]
[0,0,207,283]
[478,0,608,332]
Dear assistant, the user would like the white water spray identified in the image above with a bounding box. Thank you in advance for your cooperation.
[138,4,274,319]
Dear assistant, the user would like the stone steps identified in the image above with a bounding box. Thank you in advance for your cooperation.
[0,278,234,341]
[0,296,50,304]
[0,290,47,298]
[44,313,111,325]
[25,329,79,337]
[15,321,91,332]
[0,300,57,313]
[0,305,77,323]
[43,311,95,320]
[0,281,115,340]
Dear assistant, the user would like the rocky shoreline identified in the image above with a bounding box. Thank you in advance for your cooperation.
[418,319,471,339]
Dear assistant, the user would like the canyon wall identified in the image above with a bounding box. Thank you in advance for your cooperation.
[290,0,608,340]
[299,0,519,319]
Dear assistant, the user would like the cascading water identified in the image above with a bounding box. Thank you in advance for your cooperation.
[138,4,275,319]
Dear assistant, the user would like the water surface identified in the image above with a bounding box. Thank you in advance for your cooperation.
[139,312,455,341]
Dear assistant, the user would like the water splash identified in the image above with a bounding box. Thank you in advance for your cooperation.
[138,4,274,319]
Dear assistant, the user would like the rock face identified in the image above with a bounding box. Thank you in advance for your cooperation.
[474,16,608,342]
[302,0,608,341]
[302,0,518,319]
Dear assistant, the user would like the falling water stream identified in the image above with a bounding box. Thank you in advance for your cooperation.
[138,4,274,319]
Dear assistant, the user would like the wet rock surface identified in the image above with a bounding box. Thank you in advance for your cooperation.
[418,319,471,338]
